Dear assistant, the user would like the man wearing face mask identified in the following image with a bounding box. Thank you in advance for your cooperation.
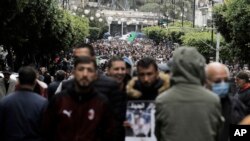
[206,62,247,141]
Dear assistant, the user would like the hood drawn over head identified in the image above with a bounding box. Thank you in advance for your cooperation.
[171,47,206,85]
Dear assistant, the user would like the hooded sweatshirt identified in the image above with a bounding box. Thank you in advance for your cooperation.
[155,47,223,141]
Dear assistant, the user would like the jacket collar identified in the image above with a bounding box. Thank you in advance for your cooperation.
[126,72,170,98]
[67,81,97,102]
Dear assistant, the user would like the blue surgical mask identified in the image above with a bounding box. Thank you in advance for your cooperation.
[212,82,230,97]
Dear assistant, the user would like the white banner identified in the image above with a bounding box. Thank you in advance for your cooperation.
[125,101,156,141]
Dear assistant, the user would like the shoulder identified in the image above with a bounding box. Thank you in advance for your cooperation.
[157,85,220,103]
[97,74,117,85]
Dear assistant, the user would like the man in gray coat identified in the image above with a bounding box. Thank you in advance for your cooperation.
[155,47,223,141]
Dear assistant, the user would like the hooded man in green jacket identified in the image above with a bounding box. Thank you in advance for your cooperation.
[155,47,223,141]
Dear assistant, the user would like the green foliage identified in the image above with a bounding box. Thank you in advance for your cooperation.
[139,3,160,12]
[142,26,185,44]
[0,0,89,70]
[181,32,217,54]
[214,0,250,64]
[143,26,168,44]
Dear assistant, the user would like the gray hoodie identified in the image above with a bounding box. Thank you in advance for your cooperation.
[155,47,223,141]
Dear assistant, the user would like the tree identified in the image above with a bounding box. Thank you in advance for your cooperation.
[0,0,89,70]
[214,0,250,64]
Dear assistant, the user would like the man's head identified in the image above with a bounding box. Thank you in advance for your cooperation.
[3,71,11,82]
[107,57,126,84]
[137,57,159,87]
[55,70,66,82]
[73,43,95,58]
[206,62,230,97]
[235,71,250,88]
[73,56,97,89]
[18,66,37,89]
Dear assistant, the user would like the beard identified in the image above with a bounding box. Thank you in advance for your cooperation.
[75,78,94,90]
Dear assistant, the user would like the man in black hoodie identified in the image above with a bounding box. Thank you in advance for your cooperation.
[206,62,247,141]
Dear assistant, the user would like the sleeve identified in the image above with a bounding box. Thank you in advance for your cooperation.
[212,99,224,141]
[231,97,248,124]
[155,100,164,141]
[0,101,4,139]
[99,101,116,141]
[42,96,58,141]
[55,82,62,94]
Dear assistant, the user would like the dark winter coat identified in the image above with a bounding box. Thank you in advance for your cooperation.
[0,89,48,141]
[219,95,247,141]
[235,84,250,114]
[43,85,115,141]
[56,74,127,141]
[47,81,61,101]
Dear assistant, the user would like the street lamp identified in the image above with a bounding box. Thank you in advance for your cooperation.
[90,16,94,21]
[107,16,113,33]
[95,13,101,18]
[98,18,103,22]
[120,18,126,35]
[84,9,90,15]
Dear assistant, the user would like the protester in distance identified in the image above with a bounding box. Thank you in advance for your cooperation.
[0,68,17,99]
[47,70,66,101]
[0,66,48,141]
[43,57,115,141]
[234,71,250,114]
[155,47,223,141]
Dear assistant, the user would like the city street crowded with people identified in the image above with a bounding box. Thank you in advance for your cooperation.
[1,0,250,141]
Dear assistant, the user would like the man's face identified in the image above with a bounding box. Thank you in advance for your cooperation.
[107,61,126,84]
[207,68,229,88]
[74,48,91,57]
[73,62,97,88]
[235,77,246,88]
[3,73,10,81]
[40,67,46,74]
[137,65,158,87]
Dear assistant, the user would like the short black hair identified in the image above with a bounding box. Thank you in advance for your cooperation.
[74,56,97,70]
[74,43,95,57]
[137,57,158,71]
[237,71,250,82]
[18,66,37,85]
[55,70,66,81]
[107,56,125,69]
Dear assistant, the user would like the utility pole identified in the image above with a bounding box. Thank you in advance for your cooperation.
[216,32,220,62]
[193,0,196,28]
[182,1,184,27]
[211,0,214,50]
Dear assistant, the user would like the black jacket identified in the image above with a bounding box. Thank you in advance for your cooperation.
[43,85,115,141]
[60,75,127,141]
[235,86,250,114]
[0,89,48,141]
[48,81,61,101]
[219,95,247,141]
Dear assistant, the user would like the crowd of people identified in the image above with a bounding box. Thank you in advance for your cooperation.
[0,38,250,141]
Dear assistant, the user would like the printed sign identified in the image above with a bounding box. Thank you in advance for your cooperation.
[125,101,156,141]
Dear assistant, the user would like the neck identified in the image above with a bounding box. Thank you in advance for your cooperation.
[19,85,34,91]
[75,83,92,94]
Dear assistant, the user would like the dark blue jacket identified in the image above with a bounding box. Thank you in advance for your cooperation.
[0,89,48,141]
